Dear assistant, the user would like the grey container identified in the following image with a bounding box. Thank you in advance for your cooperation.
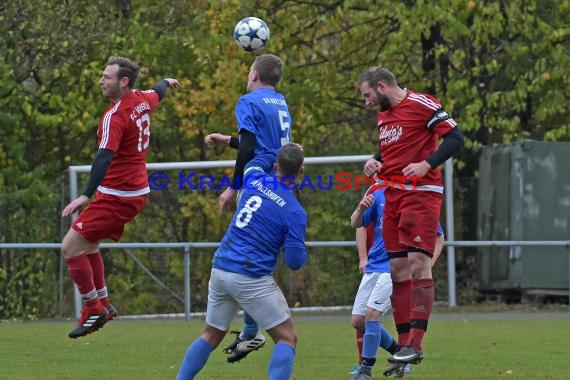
[477,140,570,302]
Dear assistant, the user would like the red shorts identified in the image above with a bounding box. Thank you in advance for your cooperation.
[382,188,442,256]
[72,192,148,243]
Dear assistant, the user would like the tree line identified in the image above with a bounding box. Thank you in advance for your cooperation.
[0,0,568,318]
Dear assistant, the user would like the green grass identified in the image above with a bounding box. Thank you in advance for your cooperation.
[1,314,570,379]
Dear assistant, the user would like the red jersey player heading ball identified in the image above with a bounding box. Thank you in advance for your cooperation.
[61,56,180,339]
[358,66,463,375]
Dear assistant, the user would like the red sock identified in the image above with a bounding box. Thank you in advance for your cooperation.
[391,278,413,346]
[66,255,98,307]
[87,251,105,289]
[86,251,109,306]
[409,278,434,350]
[356,329,364,364]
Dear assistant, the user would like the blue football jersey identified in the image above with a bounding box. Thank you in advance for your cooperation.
[361,189,390,273]
[437,223,444,236]
[213,169,307,277]
[236,88,292,171]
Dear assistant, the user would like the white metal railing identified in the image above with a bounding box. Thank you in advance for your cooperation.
[67,155,463,315]
[55,156,569,317]
[2,240,570,320]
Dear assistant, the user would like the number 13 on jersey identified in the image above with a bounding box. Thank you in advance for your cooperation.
[136,113,151,152]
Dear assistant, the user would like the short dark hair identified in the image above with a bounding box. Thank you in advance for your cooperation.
[107,56,140,89]
[358,66,397,88]
[253,54,284,87]
[277,143,304,177]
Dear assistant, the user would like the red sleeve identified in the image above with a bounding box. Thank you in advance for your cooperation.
[141,90,160,111]
[432,114,458,137]
[99,107,125,152]
[418,93,457,137]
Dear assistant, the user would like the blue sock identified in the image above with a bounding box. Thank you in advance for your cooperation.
[241,311,259,340]
[362,320,380,367]
[177,337,213,380]
[379,325,398,353]
[269,342,295,380]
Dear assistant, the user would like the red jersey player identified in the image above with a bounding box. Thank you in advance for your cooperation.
[61,56,179,339]
[357,66,463,376]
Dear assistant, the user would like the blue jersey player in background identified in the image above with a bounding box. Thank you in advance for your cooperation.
[204,53,292,362]
[351,186,445,379]
[177,143,307,380]
[205,53,292,212]
[350,188,406,380]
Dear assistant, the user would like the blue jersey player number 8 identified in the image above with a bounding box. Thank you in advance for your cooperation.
[236,196,263,228]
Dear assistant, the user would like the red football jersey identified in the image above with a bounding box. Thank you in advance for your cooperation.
[97,89,159,196]
[377,90,457,192]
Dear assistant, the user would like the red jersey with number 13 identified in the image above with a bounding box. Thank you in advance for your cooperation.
[377,90,457,192]
[97,89,159,195]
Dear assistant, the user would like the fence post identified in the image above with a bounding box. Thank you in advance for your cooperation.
[68,168,83,319]
[444,159,457,307]
[184,245,191,321]
[567,244,570,312]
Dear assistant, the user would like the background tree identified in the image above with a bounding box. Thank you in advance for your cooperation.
[1,0,568,318]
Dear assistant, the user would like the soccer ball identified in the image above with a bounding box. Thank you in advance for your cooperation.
[234,17,270,52]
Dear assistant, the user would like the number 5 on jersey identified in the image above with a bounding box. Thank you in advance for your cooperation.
[279,110,291,146]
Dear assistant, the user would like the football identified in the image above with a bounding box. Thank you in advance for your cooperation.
[234,17,270,52]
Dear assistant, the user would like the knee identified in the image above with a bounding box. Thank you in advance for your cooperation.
[409,256,432,281]
[390,262,409,282]
[279,330,297,348]
[202,325,226,349]
[364,308,382,321]
[351,315,364,331]
[61,230,84,259]
[61,240,74,259]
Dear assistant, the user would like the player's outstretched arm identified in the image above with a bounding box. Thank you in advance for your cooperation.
[61,148,113,216]
[355,227,368,275]
[350,194,374,229]
[219,130,256,213]
[204,133,239,149]
[151,78,180,101]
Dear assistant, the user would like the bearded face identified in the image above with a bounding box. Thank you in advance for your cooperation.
[360,81,392,111]
[377,90,391,111]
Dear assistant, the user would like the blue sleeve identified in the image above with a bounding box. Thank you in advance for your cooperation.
[284,247,307,271]
[283,209,307,270]
[245,152,277,174]
[236,96,256,134]
[437,223,444,236]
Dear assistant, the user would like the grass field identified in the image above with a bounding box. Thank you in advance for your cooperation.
[2,311,570,379]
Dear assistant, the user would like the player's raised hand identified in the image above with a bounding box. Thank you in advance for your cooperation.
[351,194,374,228]
[205,133,231,148]
[357,194,375,210]
[164,78,181,88]
[61,195,89,217]
[219,188,236,213]
[364,158,382,177]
